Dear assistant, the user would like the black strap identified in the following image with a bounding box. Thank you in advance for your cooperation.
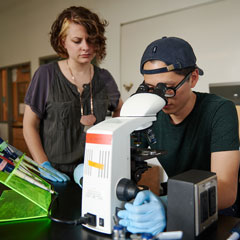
[141,63,182,75]
[141,67,170,75]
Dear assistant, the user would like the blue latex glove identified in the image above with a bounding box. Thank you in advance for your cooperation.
[117,190,166,236]
[39,161,70,182]
[73,163,84,188]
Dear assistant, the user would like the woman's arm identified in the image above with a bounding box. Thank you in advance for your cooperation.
[23,105,48,165]
[112,98,123,117]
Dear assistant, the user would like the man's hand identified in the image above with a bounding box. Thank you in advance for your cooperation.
[117,190,166,236]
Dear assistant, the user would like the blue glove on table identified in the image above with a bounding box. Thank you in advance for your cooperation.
[73,163,84,188]
[39,161,70,182]
[117,190,166,236]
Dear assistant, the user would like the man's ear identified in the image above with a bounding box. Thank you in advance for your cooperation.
[190,69,199,88]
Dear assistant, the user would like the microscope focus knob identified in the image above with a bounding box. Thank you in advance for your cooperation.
[116,178,141,201]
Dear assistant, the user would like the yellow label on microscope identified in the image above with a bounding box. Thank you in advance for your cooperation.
[88,160,104,169]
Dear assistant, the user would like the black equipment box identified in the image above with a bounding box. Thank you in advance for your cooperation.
[167,169,218,240]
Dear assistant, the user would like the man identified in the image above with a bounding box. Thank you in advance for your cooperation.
[118,37,240,235]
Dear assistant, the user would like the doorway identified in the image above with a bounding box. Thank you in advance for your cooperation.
[0,63,31,156]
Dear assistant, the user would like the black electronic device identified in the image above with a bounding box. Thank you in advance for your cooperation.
[167,169,218,240]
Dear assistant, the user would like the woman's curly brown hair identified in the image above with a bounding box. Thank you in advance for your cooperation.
[50,6,108,63]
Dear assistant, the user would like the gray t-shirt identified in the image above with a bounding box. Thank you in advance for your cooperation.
[25,61,121,166]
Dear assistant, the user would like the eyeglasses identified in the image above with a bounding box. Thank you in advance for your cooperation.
[136,72,192,99]
[163,72,192,98]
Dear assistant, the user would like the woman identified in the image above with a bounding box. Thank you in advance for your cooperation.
[23,6,123,182]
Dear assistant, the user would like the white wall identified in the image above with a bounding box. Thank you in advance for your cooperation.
[0,0,216,90]
[120,0,240,100]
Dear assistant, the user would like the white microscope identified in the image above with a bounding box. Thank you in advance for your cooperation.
[81,83,167,234]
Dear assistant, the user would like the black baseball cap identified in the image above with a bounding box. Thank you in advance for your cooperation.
[140,36,204,75]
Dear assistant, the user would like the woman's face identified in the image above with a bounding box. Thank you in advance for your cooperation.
[63,22,96,64]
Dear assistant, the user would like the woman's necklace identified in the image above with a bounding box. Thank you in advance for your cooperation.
[67,60,96,127]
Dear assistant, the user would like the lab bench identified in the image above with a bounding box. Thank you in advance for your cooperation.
[0,181,239,240]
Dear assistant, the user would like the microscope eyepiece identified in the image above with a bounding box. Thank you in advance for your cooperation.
[134,82,168,105]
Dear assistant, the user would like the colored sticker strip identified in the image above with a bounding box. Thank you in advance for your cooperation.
[86,133,112,145]
[88,160,104,170]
